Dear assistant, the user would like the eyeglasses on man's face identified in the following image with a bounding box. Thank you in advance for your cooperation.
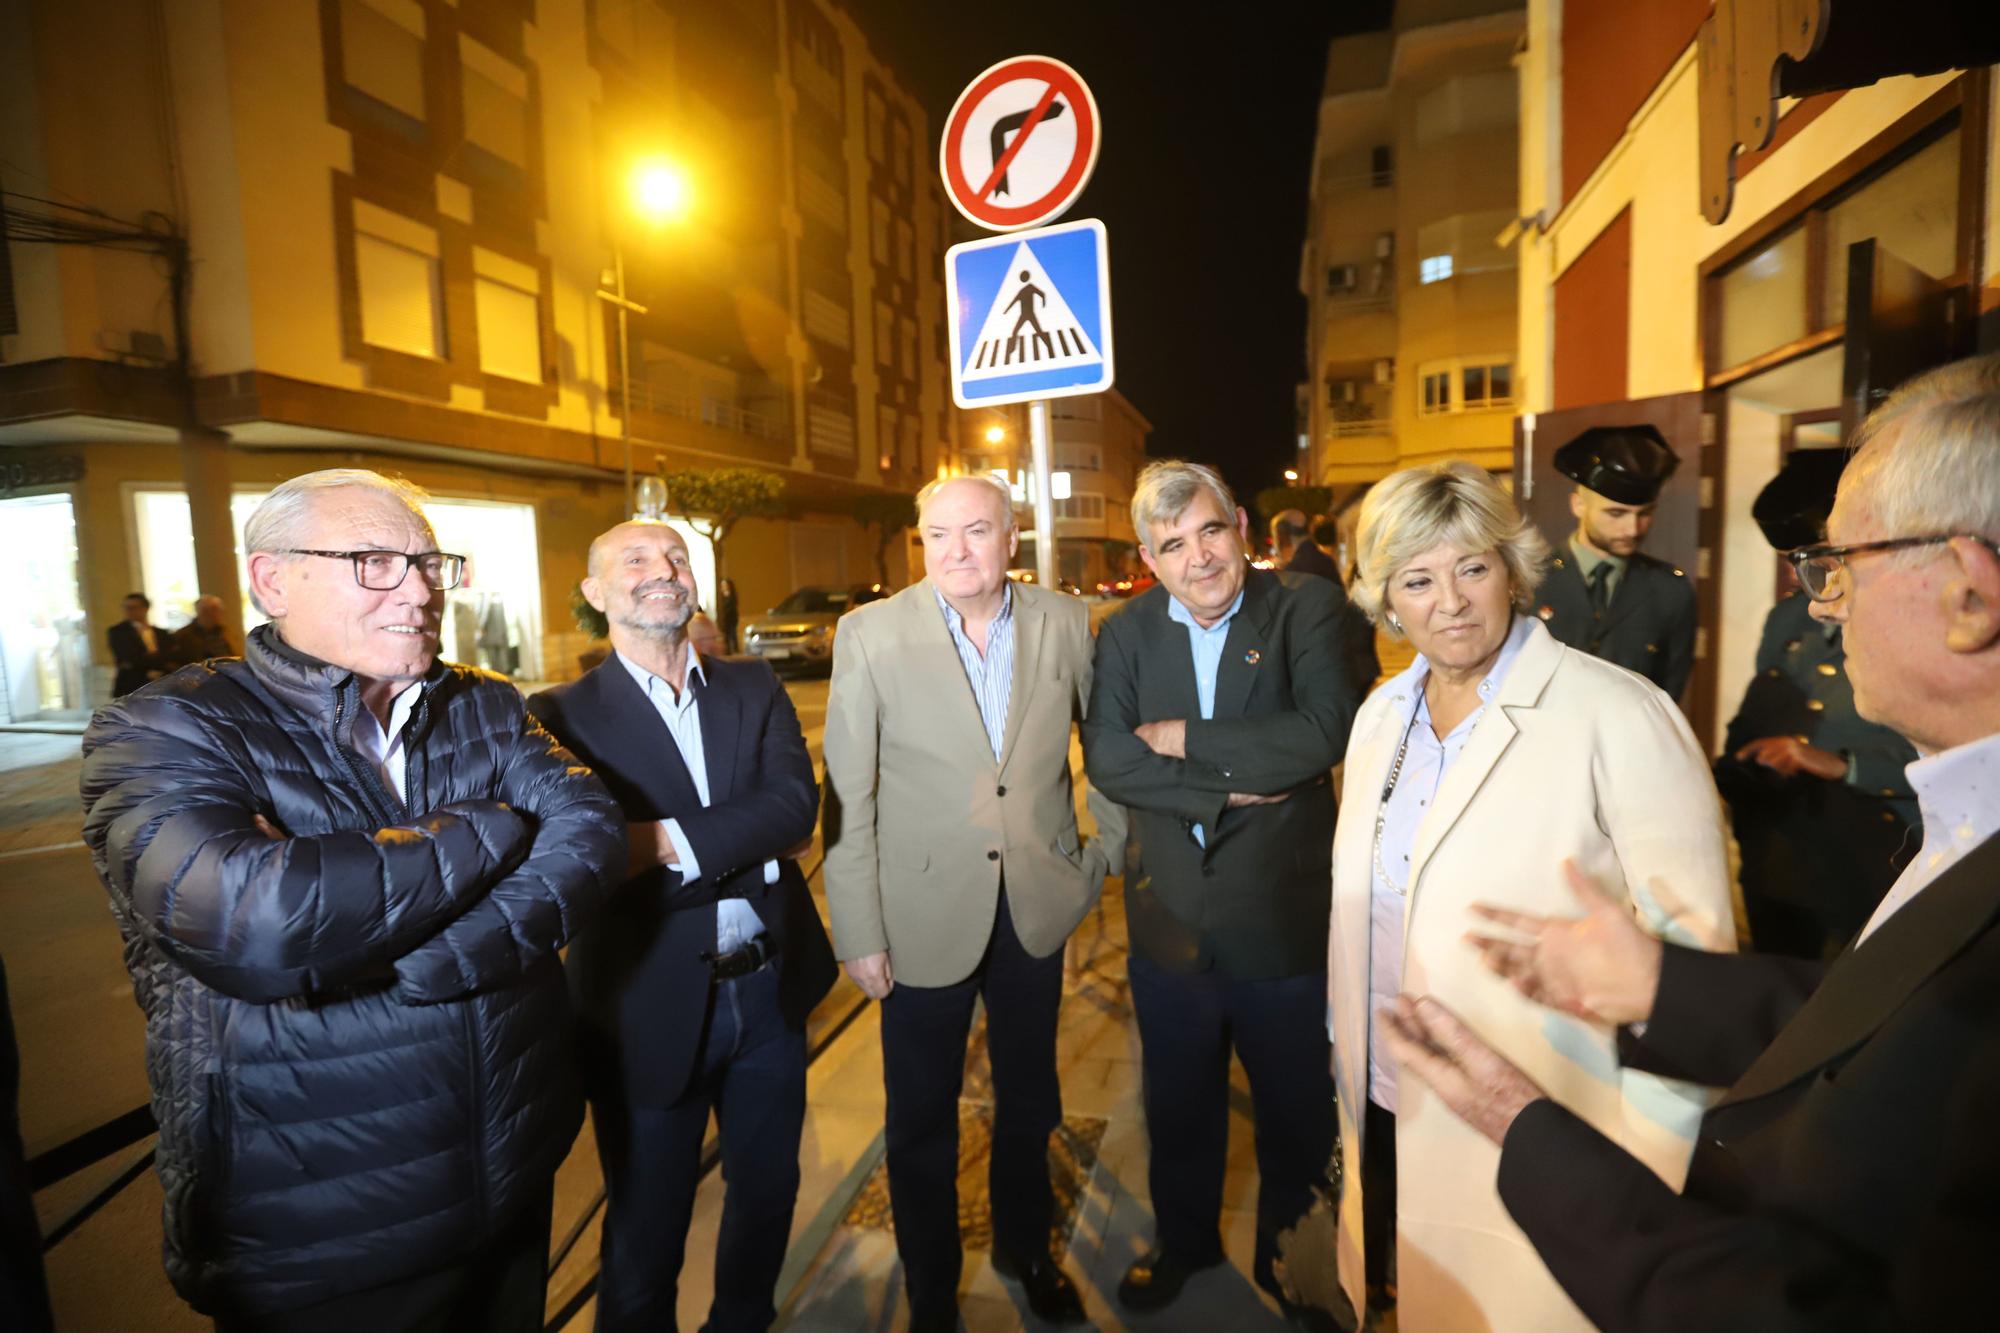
[280,548,466,591]
[1787,535,2000,602]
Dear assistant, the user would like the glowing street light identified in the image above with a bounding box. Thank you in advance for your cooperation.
[630,160,691,223]
[1283,468,1299,483]
[985,424,1007,445]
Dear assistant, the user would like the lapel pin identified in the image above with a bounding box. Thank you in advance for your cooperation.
[1537,605,1554,620]
[1244,649,1261,665]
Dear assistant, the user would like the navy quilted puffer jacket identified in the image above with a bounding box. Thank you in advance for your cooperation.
[79,625,623,1318]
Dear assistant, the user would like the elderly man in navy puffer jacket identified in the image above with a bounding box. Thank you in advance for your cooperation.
[80,469,625,1332]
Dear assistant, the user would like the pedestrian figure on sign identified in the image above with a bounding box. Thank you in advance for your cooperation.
[1006,272,1053,360]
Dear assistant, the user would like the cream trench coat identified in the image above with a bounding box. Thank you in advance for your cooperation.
[1327,617,1735,1332]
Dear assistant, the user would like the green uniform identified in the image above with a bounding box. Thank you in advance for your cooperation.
[1535,540,1697,699]
[1715,592,1919,957]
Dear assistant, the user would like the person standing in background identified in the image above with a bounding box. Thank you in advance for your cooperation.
[170,595,235,665]
[106,592,168,697]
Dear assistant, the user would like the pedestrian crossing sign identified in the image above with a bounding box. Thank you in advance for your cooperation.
[945,217,1113,408]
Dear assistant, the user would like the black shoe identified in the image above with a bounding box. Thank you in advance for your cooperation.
[991,1248,1088,1324]
[1116,1248,1225,1312]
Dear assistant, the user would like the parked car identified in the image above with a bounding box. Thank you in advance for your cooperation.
[1004,569,1084,596]
[742,584,886,672]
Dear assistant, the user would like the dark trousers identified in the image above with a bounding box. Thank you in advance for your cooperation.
[214,1184,552,1333]
[1361,1100,1396,1292]
[592,963,806,1333]
[1127,951,1335,1294]
[880,889,1064,1315]
[2,955,53,1333]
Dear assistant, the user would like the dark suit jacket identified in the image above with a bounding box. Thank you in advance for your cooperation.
[1285,542,1381,703]
[1496,831,2000,1332]
[528,652,836,1106]
[1537,546,1696,700]
[1083,569,1354,980]
[107,620,168,698]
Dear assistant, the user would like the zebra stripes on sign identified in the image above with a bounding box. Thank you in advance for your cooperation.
[944,217,1113,408]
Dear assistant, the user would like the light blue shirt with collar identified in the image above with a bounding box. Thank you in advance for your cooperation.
[617,649,775,954]
[935,582,1014,762]
[1166,585,1247,847]
[1365,611,1535,1110]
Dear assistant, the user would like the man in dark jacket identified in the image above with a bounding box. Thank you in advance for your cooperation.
[169,594,236,666]
[79,469,624,1332]
[529,520,833,1332]
[106,591,169,697]
[1086,463,1354,1324]
[1271,507,1380,703]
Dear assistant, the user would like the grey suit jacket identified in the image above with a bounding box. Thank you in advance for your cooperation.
[820,578,1110,987]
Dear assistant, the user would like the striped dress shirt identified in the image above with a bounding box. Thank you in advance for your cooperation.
[935,584,1014,761]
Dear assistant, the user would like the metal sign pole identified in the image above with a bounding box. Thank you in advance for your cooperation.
[1028,397,1057,589]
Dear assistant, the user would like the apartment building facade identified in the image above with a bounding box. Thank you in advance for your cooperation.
[1298,0,1524,502]
[0,0,957,719]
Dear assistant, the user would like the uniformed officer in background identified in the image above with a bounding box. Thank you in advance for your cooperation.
[1536,425,1697,700]
[1714,448,1919,959]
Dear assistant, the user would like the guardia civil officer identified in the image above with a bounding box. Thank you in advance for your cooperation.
[1716,448,1919,958]
[1536,425,1696,699]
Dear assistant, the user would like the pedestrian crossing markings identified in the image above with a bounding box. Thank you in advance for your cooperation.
[959,240,1101,383]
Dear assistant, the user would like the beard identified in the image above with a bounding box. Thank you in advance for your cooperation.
[614,582,694,636]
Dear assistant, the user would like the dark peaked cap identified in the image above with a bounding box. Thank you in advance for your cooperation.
[1753,447,1847,551]
[1554,424,1680,505]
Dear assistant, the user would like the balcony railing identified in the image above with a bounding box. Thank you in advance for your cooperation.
[623,380,790,444]
[1329,417,1392,438]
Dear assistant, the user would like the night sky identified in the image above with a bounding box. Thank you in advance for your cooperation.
[849,0,1395,502]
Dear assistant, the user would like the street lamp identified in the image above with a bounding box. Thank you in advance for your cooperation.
[984,424,1007,445]
[600,158,693,516]
[1283,468,1299,483]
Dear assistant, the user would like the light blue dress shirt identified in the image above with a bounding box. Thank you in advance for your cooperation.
[935,584,1014,762]
[1166,586,1247,847]
[1367,612,1534,1111]
[617,650,774,953]
[1855,728,2000,945]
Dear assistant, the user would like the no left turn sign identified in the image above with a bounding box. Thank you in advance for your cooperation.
[939,55,1100,232]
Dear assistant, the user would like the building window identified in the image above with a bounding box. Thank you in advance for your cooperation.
[877,404,898,470]
[1370,144,1393,186]
[460,36,530,166]
[865,88,887,164]
[472,247,540,382]
[870,196,891,267]
[341,0,426,121]
[892,116,912,186]
[896,219,915,282]
[1419,254,1453,284]
[1054,493,1105,521]
[1057,446,1102,471]
[898,316,917,379]
[353,200,442,358]
[1415,210,1517,285]
[803,289,851,349]
[874,300,894,367]
[1418,357,1512,415]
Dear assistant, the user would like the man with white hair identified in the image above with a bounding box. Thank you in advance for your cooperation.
[1386,352,2000,1330]
[822,474,1112,1330]
[80,468,624,1331]
[1084,460,1355,1324]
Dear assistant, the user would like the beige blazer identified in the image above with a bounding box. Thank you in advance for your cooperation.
[1328,618,1735,1332]
[821,578,1108,987]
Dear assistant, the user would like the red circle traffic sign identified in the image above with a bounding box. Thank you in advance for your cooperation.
[939,55,1100,232]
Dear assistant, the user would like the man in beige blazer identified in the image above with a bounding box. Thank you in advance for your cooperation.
[822,475,1110,1332]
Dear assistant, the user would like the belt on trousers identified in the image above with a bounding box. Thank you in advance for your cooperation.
[702,934,774,981]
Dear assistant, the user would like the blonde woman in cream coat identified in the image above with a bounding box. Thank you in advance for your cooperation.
[1325,461,1734,1332]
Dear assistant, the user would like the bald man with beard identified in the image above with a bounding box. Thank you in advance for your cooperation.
[528,520,834,1332]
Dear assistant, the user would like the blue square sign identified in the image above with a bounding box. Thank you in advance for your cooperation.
[945,218,1113,408]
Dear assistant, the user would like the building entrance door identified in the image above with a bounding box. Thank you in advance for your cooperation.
[0,493,89,722]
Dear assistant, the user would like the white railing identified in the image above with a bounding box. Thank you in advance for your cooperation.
[624,380,790,444]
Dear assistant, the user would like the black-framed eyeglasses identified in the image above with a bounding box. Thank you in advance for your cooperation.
[1787,534,2000,602]
[281,549,466,591]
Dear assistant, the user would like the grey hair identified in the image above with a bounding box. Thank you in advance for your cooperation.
[916,473,1016,523]
[1352,461,1550,634]
[1131,460,1238,553]
[242,469,433,615]
[1845,352,2000,547]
